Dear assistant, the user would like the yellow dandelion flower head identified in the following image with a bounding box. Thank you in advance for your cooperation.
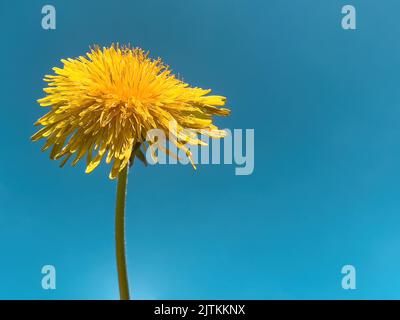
[32,44,230,179]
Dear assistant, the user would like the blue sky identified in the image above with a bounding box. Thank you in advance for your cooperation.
[1,0,400,299]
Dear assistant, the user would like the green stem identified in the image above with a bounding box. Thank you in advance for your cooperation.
[115,163,130,300]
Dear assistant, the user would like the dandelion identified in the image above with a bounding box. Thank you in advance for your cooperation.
[32,44,230,299]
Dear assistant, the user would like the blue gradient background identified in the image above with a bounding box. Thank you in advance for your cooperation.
[1,0,400,299]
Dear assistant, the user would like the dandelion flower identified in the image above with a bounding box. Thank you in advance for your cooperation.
[32,45,230,179]
[31,44,230,300]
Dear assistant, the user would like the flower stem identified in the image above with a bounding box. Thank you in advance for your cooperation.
[115,163,130,300]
